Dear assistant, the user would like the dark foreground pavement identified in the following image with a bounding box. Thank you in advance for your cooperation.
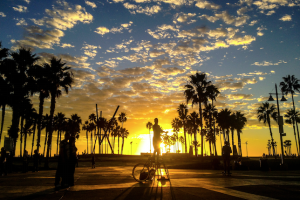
[1,166,300,200]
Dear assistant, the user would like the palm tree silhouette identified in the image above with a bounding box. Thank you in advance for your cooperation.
[118,112,127,155]
[28,63,50,154]
[41,114,50,157]
[0,48,39,155]
[89,113,97,153]
[235,111,247,156]
[44,57,74,167]
[257,102,277,156]
[112,125,120,153]
[284,109,299,155]
[121,128,129,154]
[171,117,182,153]
[188,111,201,156]
[280,75,300,153]
[30,111,38,157]
[82,120,89,154]
[54,112,66,156]
[229,112,237,153]
[146,122,153,153]
[203,103,217,156]
[96,117,107,154]
[177,104,188,153]
[216,108,231,143]
[184,72,212,156]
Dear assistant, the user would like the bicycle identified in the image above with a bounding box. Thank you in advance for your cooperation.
[132,155,170,183]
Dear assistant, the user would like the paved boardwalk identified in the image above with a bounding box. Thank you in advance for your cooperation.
[0,167,300,200]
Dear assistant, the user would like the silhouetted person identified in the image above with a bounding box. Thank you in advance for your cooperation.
[68,136,77,186]
[76,154,79,167]
[152,118,162,163]
[32,150,39,172]
[222,141,232,175]
[92,154,95,168]
[55,133,70,190]
[1,147,7,176]
[22,150,28,173]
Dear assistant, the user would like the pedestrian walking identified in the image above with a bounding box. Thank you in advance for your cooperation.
[222,141,232,175]
[55,133,70,190]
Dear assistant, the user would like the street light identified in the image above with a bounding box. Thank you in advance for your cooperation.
[267,83,287,165]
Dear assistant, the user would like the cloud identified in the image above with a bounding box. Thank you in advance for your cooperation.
[95,21,133,35]
[15,18,27,26]
[123,3,161,15]
[61,43,75,48]
[85,1,97,8]
[81,43,100,58]
[30,2,93,30]
[95,27,110,35]
[175,12,196,23]
[238,71,268,76]
[251,60,287,66]
[13,5,27,12]
[279,14,292,21]
[11,26,64,50]
[226,35,256,46]
[200,11,249,26]
[24,0,30,3]
[249,20,258,26]
[0,12,6,17]
[195,1,221,10]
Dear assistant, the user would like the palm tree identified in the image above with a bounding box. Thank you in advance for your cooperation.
[257,102,278,156]
[118,112,127,155]
[30,111,38,157]
[112,125,120,153]
[283,140,292,155]
[280,75,300,152]
[54,112,66,156]
[96,117,107,154]
[44,57,74,167]
[0,74,12,146]
[22,107,35,157]
[0,48,39,155]
[179,136,185,153]
[229,112,237,153]
[89,122,96,154]
[184,72,212,156]
[41,114,50,157]
[27,63,50,154]
[177,104,188,153]
[146,122,153,153]
[216,108,231,143]
[82,120,89,154]
[188,111,201,156]
[89,113,97,153]
[171,118,182,153]
[69,114,82,139]
[121,128,129,154]
[284,109,299,155]
[203,103,217,156]
[235,111,247,156]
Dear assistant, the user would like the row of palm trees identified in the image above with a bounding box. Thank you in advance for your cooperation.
[0,43,74,168]
[82,112,129,155]
[146,72,247,156]
[257,75,300,156]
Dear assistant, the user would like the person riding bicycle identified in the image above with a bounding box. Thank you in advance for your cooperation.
[152,118,163,162]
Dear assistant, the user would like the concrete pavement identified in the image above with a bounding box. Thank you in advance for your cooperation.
[0,166,300,200]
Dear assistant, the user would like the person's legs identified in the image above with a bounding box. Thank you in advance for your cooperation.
[223,159,227,174]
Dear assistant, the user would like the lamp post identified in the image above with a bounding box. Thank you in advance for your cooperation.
[268,83,287,165]
[245,141,248,157]
[130,141,133,155]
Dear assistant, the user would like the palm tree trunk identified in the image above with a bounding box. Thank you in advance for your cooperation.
[31,119,37,157]
[20,116,24,157]
[149,129,151,153]
[36,93,44,153]
[118,135,120,154]
[86,131,88,154]
[184,126,187,153]
[43,130,48,157]
[231,128,235,154]
[199,102,203,157]
[56,130,59,156]
[11,100,21,156]
[291,94,300,153]
[23,130,27,157]
[0,104,6,146]
[194,131,197,156]
[121,137,124,155]
[91,131,93,154]
[237,130,241,156]
[296,121,300,155]
[292,119,299,155]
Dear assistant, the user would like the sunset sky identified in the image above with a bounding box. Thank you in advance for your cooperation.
[0,0,300,156]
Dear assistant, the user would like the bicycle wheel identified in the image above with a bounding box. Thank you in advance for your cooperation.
[132,163,150,183]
